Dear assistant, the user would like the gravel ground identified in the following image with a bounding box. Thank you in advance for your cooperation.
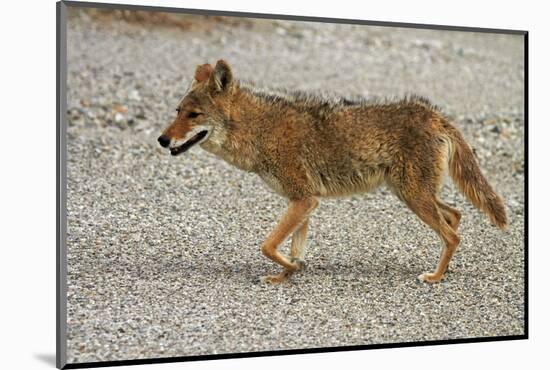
[65,9,525,364]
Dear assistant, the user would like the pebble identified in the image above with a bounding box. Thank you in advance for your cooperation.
[129,90,141,101]
[114,112,125,124]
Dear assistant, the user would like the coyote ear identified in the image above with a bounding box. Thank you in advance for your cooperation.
[209,60,233,93]
[194,63,213,83]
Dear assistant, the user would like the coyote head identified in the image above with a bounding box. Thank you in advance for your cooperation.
[157,60,235,155]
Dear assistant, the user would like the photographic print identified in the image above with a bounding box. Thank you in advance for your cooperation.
[57,1,527,368]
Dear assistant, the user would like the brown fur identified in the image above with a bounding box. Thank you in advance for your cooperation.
[159,60,507,284]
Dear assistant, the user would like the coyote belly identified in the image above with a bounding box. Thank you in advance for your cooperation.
[158,60,507,284]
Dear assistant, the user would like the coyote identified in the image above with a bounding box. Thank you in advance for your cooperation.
[158,60,507,284]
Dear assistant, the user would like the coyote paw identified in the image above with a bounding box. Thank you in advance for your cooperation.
[418,272,444,283]
[290,257,306,271]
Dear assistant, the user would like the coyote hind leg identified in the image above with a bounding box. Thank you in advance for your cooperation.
[436,199,462,231]
[405,193,461,283]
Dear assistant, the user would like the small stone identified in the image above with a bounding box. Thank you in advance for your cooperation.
[275,27,287,36]
[483,118,498,126]
[129,90,141,101]
[114,112,125,123]
[490,125,501,134]
[112,105,128,114]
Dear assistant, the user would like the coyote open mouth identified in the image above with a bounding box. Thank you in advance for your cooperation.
[170,130,209,156]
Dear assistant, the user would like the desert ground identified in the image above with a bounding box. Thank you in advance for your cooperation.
[65,8,525,363]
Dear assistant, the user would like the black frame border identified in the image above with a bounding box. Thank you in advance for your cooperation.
[56,1,528,369]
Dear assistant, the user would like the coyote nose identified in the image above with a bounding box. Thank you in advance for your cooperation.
[158,135,170,148]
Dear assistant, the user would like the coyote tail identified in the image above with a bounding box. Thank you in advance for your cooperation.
[446,126,508,230]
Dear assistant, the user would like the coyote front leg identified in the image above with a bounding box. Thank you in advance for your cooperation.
[261,198,318,284]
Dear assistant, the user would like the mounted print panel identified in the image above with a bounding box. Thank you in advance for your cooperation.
[57,1,527,368]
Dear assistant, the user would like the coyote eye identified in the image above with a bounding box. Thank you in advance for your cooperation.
[188,112,201,118]
[176,108,181,113]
